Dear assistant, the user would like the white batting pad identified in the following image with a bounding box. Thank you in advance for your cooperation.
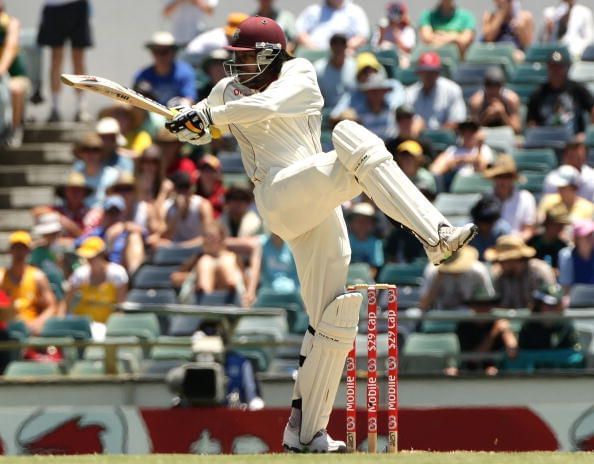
[332,120,446,247]
[298,292,362,444]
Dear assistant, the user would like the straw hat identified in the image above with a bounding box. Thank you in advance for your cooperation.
[145,31,178,49]
[73,132,103,159]
[438,246,479,274]
[483,154,526,182]
[484,235,536,262]
[32,212,62,236]
[76,236,106,259]
[56,171,94,199]
[107,171,136,194]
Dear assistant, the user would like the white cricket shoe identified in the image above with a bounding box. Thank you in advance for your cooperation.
[424,223,478,266]
[282,422,347,453]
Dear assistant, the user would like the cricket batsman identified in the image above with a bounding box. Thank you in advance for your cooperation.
[165,16,477,452]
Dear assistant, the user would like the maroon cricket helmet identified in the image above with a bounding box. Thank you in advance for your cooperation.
[225,16,287,52]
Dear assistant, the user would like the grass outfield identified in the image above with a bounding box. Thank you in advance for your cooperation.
[0,453,593,464]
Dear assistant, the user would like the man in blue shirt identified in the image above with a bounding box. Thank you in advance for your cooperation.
[134,31,197,106]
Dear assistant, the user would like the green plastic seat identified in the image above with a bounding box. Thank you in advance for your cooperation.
[450,172,493,194]
[233,314,288,342]
[525,43,569,63]
[377,262,426,286]
[106,313,160,340]
[421,309,474,334]
[510,62,548,84]
[150,336,194,361]
[40,316,92,340]
[395,67,418,86]
[69,360,125,376]
[83,336,143,373]
[466,42,516,69]
[521,172,547,194]
[347,262,373,285]
[253,289,308,334]
[483,126,515,154]
[490,307,531,334]
[4,361,62,378]
[411,43,461,67]
[434,193,482,217]
[420,128,457,153]
[512,149,557,172]
[585,125,594,147]
[7,320,29,340]
[374,48,399,78]
[401,332,460,373]
[508,83,538,104]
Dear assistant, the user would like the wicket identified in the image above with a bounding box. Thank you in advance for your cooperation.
[346,284,399,453]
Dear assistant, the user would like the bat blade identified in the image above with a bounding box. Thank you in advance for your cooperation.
[61,73,175,119]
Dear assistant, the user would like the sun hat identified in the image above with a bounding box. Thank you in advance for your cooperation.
[145,31,178,49]
[107,171,136,194]
[483,154,525,182]
[32,212,62,236]
[547,165,580,189]
[359,73,393,92]
[76,236,106,259]
[348,202,376,218]
[356,52,382,74]
[438,246,479,274]
[224,12,250,38]
[56,171,94,199]
[484,235,536,262]
[96,117,127,147]
[9,230,32,248]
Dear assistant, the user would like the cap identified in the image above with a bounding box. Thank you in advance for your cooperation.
[359,73,393,91]
[548,165,580,188]
[533,283,564,306]
[198,154,222,173]
[32,212,62,236]
[395,104,415,119]
[484,66,505,85]
[145,31,178,49]
[226,15,285,51]
[396,140,423,158]
[548,48,570,65]
[9,231,32,248]
[356,52,382,74]
[416,51,441,72]
[77,236,106,259]
[348,202,376,218]
[573,219,594,238]
[103,195,126,212]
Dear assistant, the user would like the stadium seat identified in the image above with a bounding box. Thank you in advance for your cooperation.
[126,288,178,305]
[131,265,178,289]
[510,62,548,84]
[167,315,203,337]
[482,126,515,154]
[253,289,308,334]
[374,48,399,78]
[400,332,460,373]
[4,361,62,378]
[585,125,594,147]
[508,83,538,104]
[198,289,240,306]
[512,149,557,172]
[40,316,92,340]
[395,67,418,86]
[411,43,461,68]
[465,42,516,71]
[378,262,426,287]
[233,314,289,342]
[434,192,482,217]
[450,172,493,194]
[69,360,125,376]
[152,245,202,266]
[106,313,160,339]
[462,84,481,103]
[219,153,244,173]
[7,320,29,340]
[523,126,572,150]
[140,359,185,375]
[582,43,594,61]
[569,61,594,84]
[396,285,423,309]
[569,284,594,308]
[520,171,547,194]
[419,128,456,153]
[83,336,143,373]
[452,62,496,85]
[222,172,251,188]
[421,309,474,334]
[150,336,194,361]
[490,308,531,334]
[525,43,569,63]
[347,262,373,285]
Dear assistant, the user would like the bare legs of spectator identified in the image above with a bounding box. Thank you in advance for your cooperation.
[48,46,63,122]
[123,231,145,275]
[7,76,29,147]
[71,47,89,122]
[195,254,239,294]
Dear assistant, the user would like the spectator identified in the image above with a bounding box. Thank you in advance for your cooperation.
[347,203,384,276]
[37,0,92,122]
[456,288,518,376]
[0,231,56,335]
[296,0,370,52]
[196,154,226,218]
[469,66,522,134]
[220,186,262,238]
[197,48,229,100]
[374,2,416,68]
[93,117,136,173]
[538,165,594,223]
[61,237,128,336]
[162,0,218,46]
[314,34,357,110]
[185,12,248,58]
[259,233,299,293]
[54,171,100,240]
[331,73,403,140]
[155,127,198,179]
[100,103,152,157]
[134,31,196,106]
[135,145,164,202]
[485,235,557,309]
[162,171,214,246]
[543,0,594,59]
[385,105,429,156]
[73,132,119,209]
[0,0,29,147]
[558,219,594,291]
[29,212,66,302]
[430,118,494,186]
[483,154,537,240]
[419,246,495,310]
[544,138,594,201]
[406,51,466,129]
[0,290,13,373]
[392,140,437,197]
[418,0,476,56]
[469,195,512,260]
[527,206,570,270]
[482,0,534,55]
[80,195,146,275]
[527,49,594,136]
[254,0,297,52]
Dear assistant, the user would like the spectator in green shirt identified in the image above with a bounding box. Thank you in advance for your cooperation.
[419,0,476,56]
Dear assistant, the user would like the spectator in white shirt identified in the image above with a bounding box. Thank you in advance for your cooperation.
[542,0,594,59]
[296,0,370,52]
[544,138,594,201]
[185,12,248,58]
[162,0,218,46]
[484,154,536,241]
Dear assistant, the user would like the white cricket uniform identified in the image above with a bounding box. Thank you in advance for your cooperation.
[207,57,361,329]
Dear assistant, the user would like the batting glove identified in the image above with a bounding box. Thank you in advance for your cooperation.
[165,104,213,136]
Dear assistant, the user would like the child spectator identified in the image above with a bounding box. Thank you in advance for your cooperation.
[469,195,511,260]
[558,219,594,291]
[347,203,384,276]
[374,2,416,68]
[418,0,476,56]
[527,206,570,270]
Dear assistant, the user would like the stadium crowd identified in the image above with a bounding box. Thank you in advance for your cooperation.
[1,0,594,384]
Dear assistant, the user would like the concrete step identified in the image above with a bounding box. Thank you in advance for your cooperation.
[0,165,72,187]
[0,254,9,268]
[0,187,55,209]
[0,209,33,232]
[0,231,11,253]
[0,143,74,165]
[23,121,92,144]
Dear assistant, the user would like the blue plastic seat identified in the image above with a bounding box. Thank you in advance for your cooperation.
[377,262,426,287]
[512,149,557,172]
[253,289,308,334]
[450,172,493,194]
[152,246,202,266]
[523,126,572,150]
[132,265,178,289]
[126,288,177,305]
[106,313,160,339]
[510,62,548,84]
